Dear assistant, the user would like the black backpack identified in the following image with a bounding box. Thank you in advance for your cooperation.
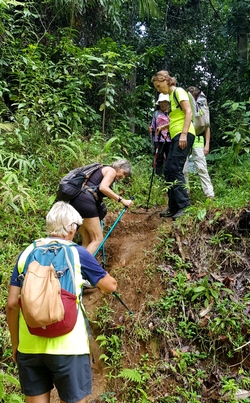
[56,163,103,202]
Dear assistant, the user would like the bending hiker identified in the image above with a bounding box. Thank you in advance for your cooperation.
[148,93,171,176]
[6,201,117,403]
[183,86,215,199]
[68,159,133,254]
[151,70,195,220]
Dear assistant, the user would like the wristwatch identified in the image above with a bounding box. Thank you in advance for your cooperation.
[117,196,123,202]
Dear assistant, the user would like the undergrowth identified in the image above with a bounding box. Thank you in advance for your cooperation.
[94,208,250,402]
[0,127,249,401]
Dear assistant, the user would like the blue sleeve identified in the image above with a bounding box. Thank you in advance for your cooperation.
[10,252,23,286]
[10,265,20,286]
[75,245,108,286]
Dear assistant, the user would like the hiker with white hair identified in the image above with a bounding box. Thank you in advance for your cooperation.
[6,201,117,403]
[66,159,134,254]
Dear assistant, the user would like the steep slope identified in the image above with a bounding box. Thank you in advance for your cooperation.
[51,207,163,403]
[51,206,250,403]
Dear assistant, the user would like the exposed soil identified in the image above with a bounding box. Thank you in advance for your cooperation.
[86,207,165,402]
[50,207,163,402]
[50,206,250,403]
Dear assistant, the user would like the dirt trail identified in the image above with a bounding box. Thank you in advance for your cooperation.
[51,207,164,402]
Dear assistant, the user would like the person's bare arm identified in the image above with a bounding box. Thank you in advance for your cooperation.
[6,286,20,364]
[156,124,169,134]
[179,100,193,150]
[99,167,133,208]
[96,273,117,293]
[204,127,211,156]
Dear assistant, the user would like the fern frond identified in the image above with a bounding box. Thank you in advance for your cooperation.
[117,368,142,383]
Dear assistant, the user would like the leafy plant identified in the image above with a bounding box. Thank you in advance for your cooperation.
[96,334,123,370]
[186,276,232,307]
[118,368,143,383]
[0,372,24,403]
[221,100,250,158]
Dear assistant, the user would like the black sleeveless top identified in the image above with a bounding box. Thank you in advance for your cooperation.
[86,166,114,202]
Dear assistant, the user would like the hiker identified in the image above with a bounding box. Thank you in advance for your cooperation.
[148,93,171,176]
[69,159,133,254]
[151,70,195,219]
[6,201,117,403]
[183,86,215,199]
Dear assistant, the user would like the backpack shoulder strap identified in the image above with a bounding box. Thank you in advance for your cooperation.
[187,92,197,122]
[173,88,196,123]
[20,240,77,295]
[173,88,181,109]
[153,109,159,118]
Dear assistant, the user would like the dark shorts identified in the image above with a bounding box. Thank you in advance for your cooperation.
[17,352,92,403]
[70,190,98,218]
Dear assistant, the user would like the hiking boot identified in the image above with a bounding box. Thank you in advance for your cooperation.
[172,208,186,220]
[160,209,177,218]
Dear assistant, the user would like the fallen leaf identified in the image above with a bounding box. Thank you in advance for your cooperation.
[222,389,250,401]
[200,303,213,317]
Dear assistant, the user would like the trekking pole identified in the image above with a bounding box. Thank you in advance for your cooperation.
[93,196,134,257]
[112,291,134,315]
[145,143,159,211]
[93,198,134,314]
[100,220,106,267]
[93,208,126,257]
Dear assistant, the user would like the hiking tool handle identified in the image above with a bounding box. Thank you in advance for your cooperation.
[112,291,134,315]
[93,196,134,257]
[145,147,158,211]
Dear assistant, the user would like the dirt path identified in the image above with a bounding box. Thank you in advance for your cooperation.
[50,207,164,402]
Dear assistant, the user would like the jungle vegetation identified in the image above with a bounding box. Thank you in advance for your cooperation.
[0,0,249,401]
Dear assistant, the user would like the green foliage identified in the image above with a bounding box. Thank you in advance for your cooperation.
[114,355,152,402]
[186,276,233,307]
[220,99,250,158]
[93,299,115,332]
[0,169,36,213]
[100,391,118,403]
[118,368,143,383]
[0,372,24,403]
[96,334,123,370]
[129,156,167,208]
[1,1,250,402]
[221,377,238,402]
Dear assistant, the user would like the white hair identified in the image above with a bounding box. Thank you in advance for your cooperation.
[111,159,132,175]
[46,201,83,237]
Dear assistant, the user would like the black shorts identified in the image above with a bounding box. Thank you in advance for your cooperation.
[17,352,92,403]
[70,191,99,218]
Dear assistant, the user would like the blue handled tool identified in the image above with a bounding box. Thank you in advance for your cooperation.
[93,197,134,314]
[93,207,127,257]
[93,196,134,257]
